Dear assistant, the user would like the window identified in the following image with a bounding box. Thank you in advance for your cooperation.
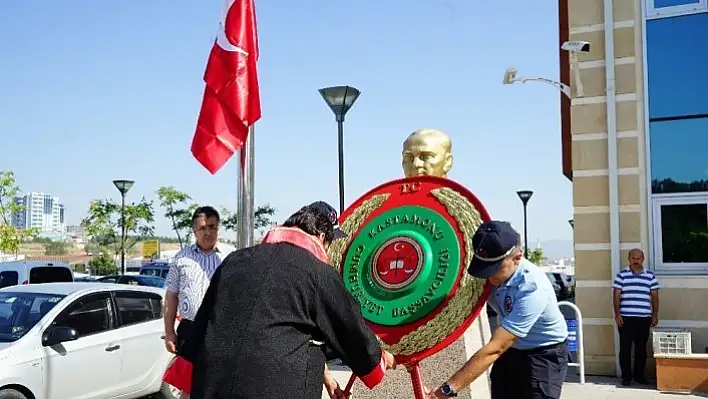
[647,12,708,194]
[646,0,707,19]
[652,195,708,272]
[646,4,708,273]
[29,267,73,284]
[55,293,112,337]
[0,271,19,288]
[114,291,162,327]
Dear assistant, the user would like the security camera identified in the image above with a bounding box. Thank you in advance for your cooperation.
[503,67,518,84]
[561,41,590,53]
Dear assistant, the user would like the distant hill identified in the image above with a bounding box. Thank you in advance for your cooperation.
[539,240,573,260]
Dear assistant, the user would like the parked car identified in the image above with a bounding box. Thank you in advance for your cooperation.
[0,283,177,399]
[124,266,142,276]
[97,275,166,288]
[0,261,73,289]
[546,272,573,300]
[139,262,171,279]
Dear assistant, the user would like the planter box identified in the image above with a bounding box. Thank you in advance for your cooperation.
[655,353,708,394]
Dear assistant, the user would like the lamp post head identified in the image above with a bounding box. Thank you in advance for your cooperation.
[319,85,360,122]
[113,180,134,196]
[569,219,574,229]
[516,190,533,205]
[503,67,519,85]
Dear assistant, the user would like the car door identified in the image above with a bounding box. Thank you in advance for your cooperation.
[42,292,123,399]
[111,290,168,395]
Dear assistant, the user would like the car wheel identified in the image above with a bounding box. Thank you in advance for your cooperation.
[0,389,28,399]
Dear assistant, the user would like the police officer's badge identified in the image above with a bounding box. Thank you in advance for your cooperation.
[504,295,513,313]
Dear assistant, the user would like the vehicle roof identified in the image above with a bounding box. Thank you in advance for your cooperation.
[0,261,71,268]
[141,262,170,267]
[0,282,164,296]
[99,274,164,280]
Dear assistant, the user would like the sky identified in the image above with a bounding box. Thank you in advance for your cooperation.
[0,1,573,244]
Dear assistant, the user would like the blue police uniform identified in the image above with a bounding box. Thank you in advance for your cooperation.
[490,258,568,350]
[467,221,570,399]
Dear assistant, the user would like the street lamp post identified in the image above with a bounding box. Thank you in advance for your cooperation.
[113,180,134,275]
[318,85,361,214]
[516,190,534,258]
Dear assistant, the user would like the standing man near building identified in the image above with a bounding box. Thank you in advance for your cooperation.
[163,206,234,399]
[182,201,396,399]
[426,221,569,399]
[613,248,660,386]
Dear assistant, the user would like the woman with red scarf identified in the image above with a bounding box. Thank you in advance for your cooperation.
[179,201,396,399]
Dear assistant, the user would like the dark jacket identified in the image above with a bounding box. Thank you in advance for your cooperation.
[182,242,382,399]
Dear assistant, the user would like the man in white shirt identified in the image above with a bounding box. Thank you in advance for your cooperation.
[163,206,234,399]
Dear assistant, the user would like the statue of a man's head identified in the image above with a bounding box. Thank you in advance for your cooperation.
[402,128,453,178]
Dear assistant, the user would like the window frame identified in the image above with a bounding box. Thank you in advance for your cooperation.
[110,290,163,328]
[651,193,708,274]
[645,0,707,19]
[51,291,117,338]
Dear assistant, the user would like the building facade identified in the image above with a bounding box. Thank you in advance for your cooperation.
[12,192,65,233]
[560,0,708,376]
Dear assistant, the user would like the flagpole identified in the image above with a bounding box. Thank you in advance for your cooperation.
[237,125,256,248]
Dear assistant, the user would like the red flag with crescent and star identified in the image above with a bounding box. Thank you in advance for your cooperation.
[191,0,261,174]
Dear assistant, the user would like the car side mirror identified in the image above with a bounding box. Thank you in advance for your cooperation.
[42,326,79,347]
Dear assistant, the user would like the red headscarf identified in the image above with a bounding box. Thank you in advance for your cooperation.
[261,226,330,264]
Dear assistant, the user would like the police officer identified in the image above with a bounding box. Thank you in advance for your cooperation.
[425,221,569,399]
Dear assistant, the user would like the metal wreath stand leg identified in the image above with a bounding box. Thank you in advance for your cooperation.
[342,361,426,399]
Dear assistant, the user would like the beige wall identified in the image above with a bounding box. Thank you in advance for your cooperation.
[567,0,708,377]
[568,0,644,376]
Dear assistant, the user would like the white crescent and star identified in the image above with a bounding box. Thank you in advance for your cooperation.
[393,242,404,251]
[215,0,249,55]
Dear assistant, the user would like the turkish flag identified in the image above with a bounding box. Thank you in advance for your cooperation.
[191,0,261,174]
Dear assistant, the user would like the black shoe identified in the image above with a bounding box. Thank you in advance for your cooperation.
[621,379,631,386]
[635,377,650,385]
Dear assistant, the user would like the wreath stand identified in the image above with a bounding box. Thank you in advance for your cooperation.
[342,361,426,399]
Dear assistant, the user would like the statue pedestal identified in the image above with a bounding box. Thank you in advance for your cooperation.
[349,312,493,399]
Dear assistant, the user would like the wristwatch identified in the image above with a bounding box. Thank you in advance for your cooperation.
[440,382,458,397]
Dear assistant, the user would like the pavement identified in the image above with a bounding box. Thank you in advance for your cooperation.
[323,367,708,398]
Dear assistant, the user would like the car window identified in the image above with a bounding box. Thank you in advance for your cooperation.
[30,267,73,284]
[0,271,19,288]
[117,276,139,286]
[140,268,162,277]
[114,291,162,327]
[161,269,169,278]
[54,293,112,337]
[99,276,119,283]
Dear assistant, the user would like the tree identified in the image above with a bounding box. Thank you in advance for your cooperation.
[156,186,197,248]
[44,241,69,256]
[89,253,117,276]
[80,198,155,256]
[527,248,544,265]
[0,170,37,258]
[221,204,276,236]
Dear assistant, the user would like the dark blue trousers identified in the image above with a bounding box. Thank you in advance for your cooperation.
[490,340,569,399]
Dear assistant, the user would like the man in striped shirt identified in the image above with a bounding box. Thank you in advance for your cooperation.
[163,206,234,399]
[612,248,660,386]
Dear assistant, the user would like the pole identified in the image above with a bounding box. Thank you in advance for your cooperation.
[522,203,529,258]
[120,193,126,275]
[237,125,256,249]
[336,117,345,214]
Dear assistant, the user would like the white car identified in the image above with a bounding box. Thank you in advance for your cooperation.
[0,283,178,399]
